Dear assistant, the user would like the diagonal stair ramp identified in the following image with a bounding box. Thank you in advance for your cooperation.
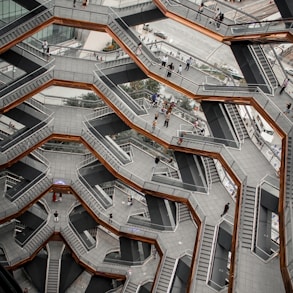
[239,185,257,249]
[45,241,65,293]
[155,256,177,292]
[0,65,54,111]
[123,281,138,293]
[61,226,87,256]
[225,103,250,142]
[196,224,215,281]
[0,5,53,49]
[249,45,278,94]
[178,203,191,222]
[24,224,54,255]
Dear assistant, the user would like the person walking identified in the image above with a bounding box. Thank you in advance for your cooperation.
[154,111,159,120]
[153,156,160,170]
[216,11,224,30]
[54,210,59,222]
[185,57,192,71]
[196,3,204,20]
[167,62,174,77]
[73,0,76,7]
[42,40,48,54]
[46,45,50,61]
[160,55,168,69]
[164,112,171,127]
[221,203,230,217]
[151,93,159,107]
[280,78,289,94]
[82,0,88,7]
[177,64,183,75]
[177,131,185,145]
[152,117,157,132]
[212,8,221,26]
[284,102,292,115]
[136,42,142,55]
[127,194,133,206]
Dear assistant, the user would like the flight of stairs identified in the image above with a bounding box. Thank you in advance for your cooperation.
[156,256,177,292]
[196,224,215,281]
[46,259,60,293]
[62,226,87,256]
[178,203,191,222]
[240,185,256,249]
[124,281,138,293]
[225,104,249,142]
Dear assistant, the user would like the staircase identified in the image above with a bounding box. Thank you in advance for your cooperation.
[0,9,53,49]
[107,19,154,68]
[62,226,87,256]
[24,225,54,254]
[124,281,138,293]
[13,176,51,209]
[45,241,64,293]
[286,136,293,206]
[178,203,191,222]
[225,104,250,142]
[197,224,215,281]
[240,185,256,249]
[250,45,278,93]
[155,256,177,292]
[0,69,54,110]
[72,177,109,211]
[202,157,221,184]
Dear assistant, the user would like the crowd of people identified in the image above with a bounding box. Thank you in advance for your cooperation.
[159,54,194,78]
[150,93,177,132]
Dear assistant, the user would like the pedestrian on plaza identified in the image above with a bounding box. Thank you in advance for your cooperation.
[73,0,76,7]
[52,192,57,202]
[152,117,157,132]
[151,93,159,107]
[164,112,171,127]
[185,57,192,71]
[221,203,230,217]
[42,40,48,54]
[160,55,168,69]
[136,42,142,55]
[167,62,174,77]
[127,194,133,206]
[82,0,88,7]
[54,210,59,222]
[109,213,113,223]
[46,45,50,61]
[216,11,224,30]
[153,156,160,170]
[211,8,221,26]
[59,192,62,202]
[155,111,159,120]
[280,78,289,94]
[284,102,292,115]
[177,64,183,75]
[160,102,167,114]
[177,131,185,145]
[196,3,204,20]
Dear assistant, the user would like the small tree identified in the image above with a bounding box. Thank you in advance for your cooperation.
[80,92,100,108]
[178,96,193,111]
[65,92,101,108]
[145,79,160,93]
[103,39,120,52]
